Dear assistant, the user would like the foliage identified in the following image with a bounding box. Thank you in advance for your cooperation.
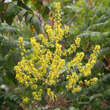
[0,0,42,34]
[0,33,20,108]
[61,0,110,109]
[62,0,110,59]
[14,2,101,109]
[0,0,110,110]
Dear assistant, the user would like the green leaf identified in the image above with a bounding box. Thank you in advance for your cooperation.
[104,88,110,97]
[71,6,81,13]
[99,47,110,57]
[6,4,20,25]
[18,9,27,21]
[31,16,41,34]
[0,23,20,34]
[89,93,103,102]
[25,14,32,23]
[0,3,4,11]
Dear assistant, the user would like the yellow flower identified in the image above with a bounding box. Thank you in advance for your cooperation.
[47,88,56,100]
[84,80,90,86]
[66,72,79,91]
[18,37,26,56]
[84,77,98,86]
[54,2,61,10]
[72,86,82,93]
[64,26,69,34]
[75,37,81,47]
[90,77,98,85]
[32,91,36,96]
[95,45,101,50]
[14,2,101,104]
[31,84,38,89]
[22,97,29,103]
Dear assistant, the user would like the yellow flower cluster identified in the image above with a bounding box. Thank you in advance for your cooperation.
[32,89,43,101]
[46,43,65,85]
[68,44,77,55]
[79,45,100,77]
[66,72,81,93]
[64,26,69,34]
[22,97,29,104]
[84,77,98,86]
[75,37,81,47]
[72,86,82,93]
[67,52,84,72]
[54,2,61,28]
[18,37,26,56]
[38,34,49,46]
[44,2,64,44]
[67,37,81,55]
[47,88,56,101]
[14,2,100,102]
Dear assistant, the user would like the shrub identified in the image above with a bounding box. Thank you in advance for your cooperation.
[14,2,100,109]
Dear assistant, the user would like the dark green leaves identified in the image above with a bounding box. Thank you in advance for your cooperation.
[6,4,20,25]
[31,16,41,34]
[18,9,27,21]
[25,13,32,23]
